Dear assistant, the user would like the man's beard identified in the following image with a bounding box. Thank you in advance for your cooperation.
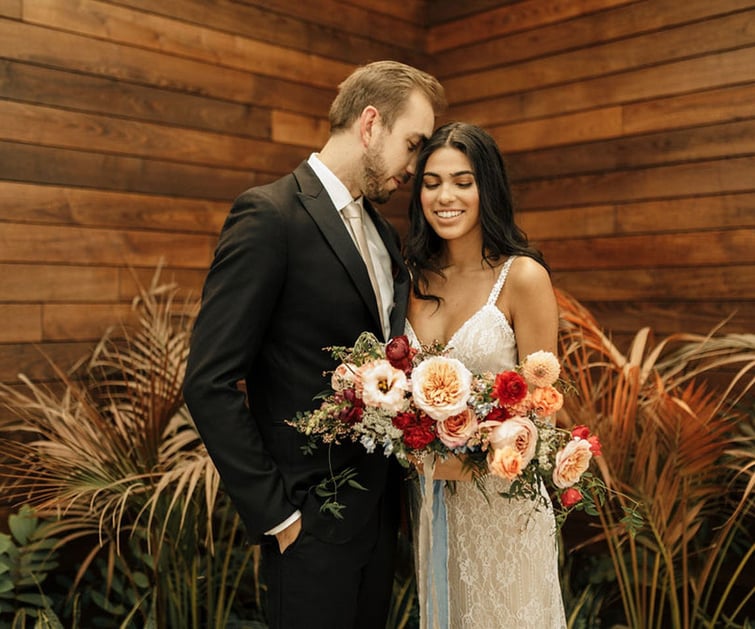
[362,143,392,204]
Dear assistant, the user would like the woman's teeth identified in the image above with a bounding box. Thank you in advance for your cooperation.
[436,210,463,218]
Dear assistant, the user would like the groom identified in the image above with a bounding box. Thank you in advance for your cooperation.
[183,61,445,629]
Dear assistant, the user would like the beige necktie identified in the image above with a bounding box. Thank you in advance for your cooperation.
[342,200,386,334]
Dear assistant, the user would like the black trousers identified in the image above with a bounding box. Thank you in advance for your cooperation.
[260,495,398,629]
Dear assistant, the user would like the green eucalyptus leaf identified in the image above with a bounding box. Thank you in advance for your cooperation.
[0,533,13,554]
[132,572,150,589]
[8,509,38,547]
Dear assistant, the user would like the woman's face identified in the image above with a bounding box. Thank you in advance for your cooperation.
[419,146,481,245]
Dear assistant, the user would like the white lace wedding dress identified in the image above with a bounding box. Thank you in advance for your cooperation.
[406,256,567,629]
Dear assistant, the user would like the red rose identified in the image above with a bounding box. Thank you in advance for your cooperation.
[392,411,414,431]
[492,371,528,407]
[484,405,511,423]
[572,425,590,440]
[398,412,436,450]
[385,335,416,374]
[587,435,602,457]
[559,487,583,508]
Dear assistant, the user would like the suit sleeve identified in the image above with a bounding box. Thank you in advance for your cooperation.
[183,191,294,538]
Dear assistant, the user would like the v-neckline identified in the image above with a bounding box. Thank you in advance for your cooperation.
[405,257,515,348]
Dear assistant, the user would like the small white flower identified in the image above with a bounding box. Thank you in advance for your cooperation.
[360,434,376,453]
[382,436,394,457]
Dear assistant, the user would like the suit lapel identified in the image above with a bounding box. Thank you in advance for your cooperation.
[293,163,383,331]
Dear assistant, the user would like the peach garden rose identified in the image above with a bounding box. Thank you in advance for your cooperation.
[487,416,538,467]
[437,409,478,449]
[411,356,472,421]
[552,438,593,488]
[529,385,564,417]
[488,445,524,480]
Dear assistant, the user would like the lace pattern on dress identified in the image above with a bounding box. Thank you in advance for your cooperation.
[407,256,567,629]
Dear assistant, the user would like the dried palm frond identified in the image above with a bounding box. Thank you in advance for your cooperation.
[555,289,754,629]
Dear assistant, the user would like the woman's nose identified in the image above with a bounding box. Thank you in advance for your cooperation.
[438,184,454,203]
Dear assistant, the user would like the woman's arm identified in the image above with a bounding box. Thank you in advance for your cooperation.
[504,256,559,361]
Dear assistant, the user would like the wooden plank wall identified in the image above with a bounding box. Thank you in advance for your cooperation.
[1,0,753,398]
[0,0,426,392]
[426,0,755,350]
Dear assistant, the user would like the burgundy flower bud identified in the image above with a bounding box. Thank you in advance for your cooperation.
[385,335,415,374]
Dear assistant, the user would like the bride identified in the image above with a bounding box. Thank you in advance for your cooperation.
[403,122,567,628]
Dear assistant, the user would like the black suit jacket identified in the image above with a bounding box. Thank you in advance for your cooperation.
[183,161,409,543]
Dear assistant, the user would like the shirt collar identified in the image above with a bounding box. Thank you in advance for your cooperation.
[307,153,358,212]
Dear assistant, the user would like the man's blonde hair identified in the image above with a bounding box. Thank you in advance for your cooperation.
[329,60,446,133]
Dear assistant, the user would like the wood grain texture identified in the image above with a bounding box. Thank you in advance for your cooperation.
[114,0,427,66]
[518,193,755,240]
[551,265,755,301]
[0,0,752,396]
[429,0,755,77]
[440,9,755,102]
[426,0,635,53]
[0,60,273,139]
[25,0,357,90]
[0,182,228,234]
[447,47,755,127]
[0,141,263,200]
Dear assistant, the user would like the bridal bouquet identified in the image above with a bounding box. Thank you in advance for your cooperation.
[287,332,604,518]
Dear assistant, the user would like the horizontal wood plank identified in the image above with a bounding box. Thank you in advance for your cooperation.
[0,0,20,18]
[0,342,96,382]
[0,222,215,268]
[343,0,427,24]
[518,193,755,240]
[552,265,755,301]
[578,300,755,335]
[430,0,754,77]
[514,156,755,209]
[0,141,262,200]
[118,266,209,301]
[0,306,41,342]
[507,119,755,179]
[0,19,335,116]
[0,264,120,302]
[42,303,139,341]
[447,47,755,127]
[441,9,755,103]
[623,83,755,136]
[489,85,755,153]
[229,0,424,50]
[0,182,227,234]
[0,60,272,138]
[491,108,623,153]
[26,0,356,90]
[113,0,425,66]
[271,110,329,148]
[541,229,755,270]
[0,101,308,173]
[427,0,635,53]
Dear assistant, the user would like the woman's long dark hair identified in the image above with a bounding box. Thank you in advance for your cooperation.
[404,122,548,302]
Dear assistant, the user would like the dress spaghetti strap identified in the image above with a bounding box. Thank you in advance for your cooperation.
[486,256,517,306]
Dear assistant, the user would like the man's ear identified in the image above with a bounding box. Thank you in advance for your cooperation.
[358,105,381,148]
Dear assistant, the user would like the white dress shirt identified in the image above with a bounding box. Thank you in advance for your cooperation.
[307,153,393,340]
